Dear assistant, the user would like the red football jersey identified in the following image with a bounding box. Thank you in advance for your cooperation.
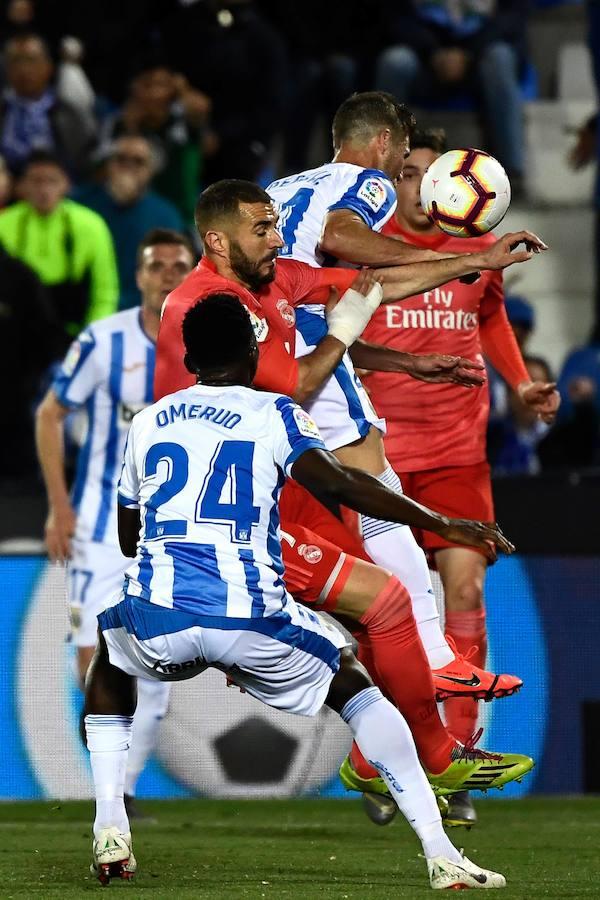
[362,219,528,472]
[154,256,355,400]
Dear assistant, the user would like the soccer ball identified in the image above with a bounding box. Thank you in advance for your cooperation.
[155,668,351,797]
[420,148,511,238]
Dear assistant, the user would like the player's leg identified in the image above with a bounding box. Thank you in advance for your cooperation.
[281,520,533,804]
[333,426,455,669]
[436,546,488,829]
[84,630,137,884]
[69,543,170,815]
[124,677,171,815]
[326,649,506,889]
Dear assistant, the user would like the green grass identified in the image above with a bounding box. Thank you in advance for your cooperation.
[0,797,598,898]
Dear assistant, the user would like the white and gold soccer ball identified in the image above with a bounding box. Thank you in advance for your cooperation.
[420,148,511,238]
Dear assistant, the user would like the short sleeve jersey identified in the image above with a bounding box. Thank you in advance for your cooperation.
[362,221,503,471]
[154,257,355,400]
[268,163,397,267]
[52,307,156,545]
[118,384,326,617]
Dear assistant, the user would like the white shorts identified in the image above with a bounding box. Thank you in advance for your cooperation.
[99,593,349,717]
[68,539,128,647]
[295,307,386,451]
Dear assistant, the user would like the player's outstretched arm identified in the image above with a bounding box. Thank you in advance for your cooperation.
[35,389,76,563]
[320,209,455,267]
[291,448,514,560]
[348,339,487,387]
[374,231,547,304]
[292,271,383,404]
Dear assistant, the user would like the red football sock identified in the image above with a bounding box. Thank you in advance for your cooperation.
[349,576,455,777]
[444,607,487,745]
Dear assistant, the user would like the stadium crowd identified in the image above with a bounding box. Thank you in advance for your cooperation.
[0,0,598,495]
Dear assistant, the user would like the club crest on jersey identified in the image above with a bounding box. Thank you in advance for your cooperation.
[298,543,323,564]
[357,177,387,212]
[247,309,269,343]
[276,298,295,327]
[293,406,322,440]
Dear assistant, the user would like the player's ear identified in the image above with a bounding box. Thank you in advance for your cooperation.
[203,229,227,257]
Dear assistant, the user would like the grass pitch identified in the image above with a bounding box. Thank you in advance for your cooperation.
[0,797,598,898]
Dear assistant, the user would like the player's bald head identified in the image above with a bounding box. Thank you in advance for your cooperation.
[332,92,415,151]
[194,180,273,240]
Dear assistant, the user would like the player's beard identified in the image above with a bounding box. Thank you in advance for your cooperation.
[229,240,276,292]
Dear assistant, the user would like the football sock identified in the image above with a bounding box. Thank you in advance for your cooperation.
[444,607,487,745]
[85,714,133,839]
[359,466,454,670]
[350,577,455,775]
[341,687,461,863]
[124,678,171,797]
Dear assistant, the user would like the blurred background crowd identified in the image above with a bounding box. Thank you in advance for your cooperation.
[1,0,599,501]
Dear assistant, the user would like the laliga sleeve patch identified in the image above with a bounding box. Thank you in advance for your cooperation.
[62,340,82,376]
[247,309,269,343]
[292,406,322,440]
[357,177,387,212]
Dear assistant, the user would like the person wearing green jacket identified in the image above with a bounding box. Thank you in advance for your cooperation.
[0,150,119,349]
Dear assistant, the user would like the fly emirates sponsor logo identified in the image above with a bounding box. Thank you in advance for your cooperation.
[385,288,478,331]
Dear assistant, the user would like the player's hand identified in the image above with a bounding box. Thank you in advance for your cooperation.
[476,231,548,271]
[407,353,486,387]
[45,502,76,563]
[518,380,561,423]
[438,518,515,561]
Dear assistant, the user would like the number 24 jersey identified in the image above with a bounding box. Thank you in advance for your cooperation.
[118,383,325,619]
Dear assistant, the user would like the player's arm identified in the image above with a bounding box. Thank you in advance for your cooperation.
[479,276,560,423]
[117,506,141,558]
[348,338,486,387]
[35,389,76,563]
[374,231,548,304]
[320,208,454,266]
[291,448,513,560]
[266,269,384,404]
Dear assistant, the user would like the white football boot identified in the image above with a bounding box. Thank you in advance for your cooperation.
[428,852,506,890]
[91,826,137,885]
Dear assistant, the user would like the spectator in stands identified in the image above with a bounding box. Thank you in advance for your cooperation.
[0,33,97,179]
[261,0,366,172]
[99,61,210,223]
[490,355,554,476]
[0,150,118,350]
[159,0,286,183]
[536,342,600,469]
[0,244,60,486]
[374,1,529,194]
[74,136,184,310]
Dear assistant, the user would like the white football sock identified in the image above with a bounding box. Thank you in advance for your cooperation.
[360,466,454,669]
[341,687,460,862]
[85,714,133,839]
[124,678,171,797]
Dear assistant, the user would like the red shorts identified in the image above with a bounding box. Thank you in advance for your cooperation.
[397,460,494,557]
[279,480,371,610]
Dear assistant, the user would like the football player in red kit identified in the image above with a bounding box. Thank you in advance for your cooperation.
[362,129,560,826]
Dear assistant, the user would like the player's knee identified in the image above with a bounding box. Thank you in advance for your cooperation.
[325,648,373,714]
[446,577,484,612]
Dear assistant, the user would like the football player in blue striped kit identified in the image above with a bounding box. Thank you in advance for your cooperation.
[36,228,195,815]
[83,294,511,890]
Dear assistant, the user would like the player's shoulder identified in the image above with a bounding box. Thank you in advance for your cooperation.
[268,163,338,194]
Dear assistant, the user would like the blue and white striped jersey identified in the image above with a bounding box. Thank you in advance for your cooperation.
[117,384,326,618]
[53,307,156,547]
[268,163,395,449]
[268,162,396,267]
